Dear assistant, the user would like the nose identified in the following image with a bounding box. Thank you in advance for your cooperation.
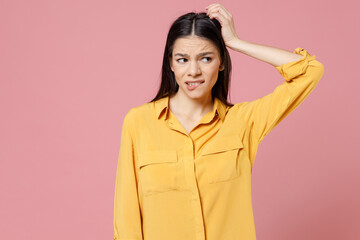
[188,60,201,77]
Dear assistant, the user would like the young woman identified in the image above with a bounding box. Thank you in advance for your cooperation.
[113,3,324,240]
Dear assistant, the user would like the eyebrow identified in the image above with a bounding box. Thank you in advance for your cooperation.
[174,51,215,57]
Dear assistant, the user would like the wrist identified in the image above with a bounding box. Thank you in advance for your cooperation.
[227,38,249,52]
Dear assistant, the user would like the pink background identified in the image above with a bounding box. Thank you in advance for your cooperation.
[1,0,359,239]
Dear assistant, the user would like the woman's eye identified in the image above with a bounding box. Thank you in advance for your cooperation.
[202,57,212,62]
[176,58,187,63]
[176,57,212,63]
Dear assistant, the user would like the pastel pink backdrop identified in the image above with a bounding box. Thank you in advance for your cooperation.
[1,0,359,239]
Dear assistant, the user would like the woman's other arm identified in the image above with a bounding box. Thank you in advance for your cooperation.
[114,110,143,240]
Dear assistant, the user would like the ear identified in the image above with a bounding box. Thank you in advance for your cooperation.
[169,57,174,72]
[219,64,224,71]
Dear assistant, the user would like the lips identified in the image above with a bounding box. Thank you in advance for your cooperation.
[185,80,205,84]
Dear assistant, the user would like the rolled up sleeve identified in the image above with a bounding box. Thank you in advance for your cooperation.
[113,110,143,240]
[250,48,325,143]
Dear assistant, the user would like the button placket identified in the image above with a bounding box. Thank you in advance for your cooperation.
[183,136,206,240]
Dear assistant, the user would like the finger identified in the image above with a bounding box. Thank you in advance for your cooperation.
[206,7,216,19]
[208,8,230,24]
[219,5,232,18]
[212,3,231,16]
[207,2,222,8]
[207,2,231,16]
[206,3,228,14]
[205,3,220,13]
[208,12,226,25]
[209,6,232,20]
[205,3,218,10]
[206,5,227,17]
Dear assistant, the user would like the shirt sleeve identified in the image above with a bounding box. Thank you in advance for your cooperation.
[250,48,325,144]
[113,110,143,240]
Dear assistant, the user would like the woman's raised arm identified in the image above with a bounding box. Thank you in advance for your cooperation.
[205,3,304,67]
[225,39,304,67]
[206,3,325,149]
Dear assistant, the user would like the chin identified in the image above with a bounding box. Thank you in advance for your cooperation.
[188,91,211,100]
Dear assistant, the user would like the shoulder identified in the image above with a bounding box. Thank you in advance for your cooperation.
[123,101,154,125]
[228,101,256,114]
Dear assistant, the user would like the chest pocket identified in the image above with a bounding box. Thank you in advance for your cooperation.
[199,135,244,184]
[138,150,179,196]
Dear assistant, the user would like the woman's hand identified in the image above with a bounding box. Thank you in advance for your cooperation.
[205,3,306,67]
[205,3,240,50]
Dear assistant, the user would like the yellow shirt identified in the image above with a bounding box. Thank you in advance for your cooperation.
[113,48,324,240]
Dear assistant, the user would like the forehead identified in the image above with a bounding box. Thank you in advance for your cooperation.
[172,36,218,53]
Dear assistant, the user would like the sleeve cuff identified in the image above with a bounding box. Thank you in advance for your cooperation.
[275,48,317,82]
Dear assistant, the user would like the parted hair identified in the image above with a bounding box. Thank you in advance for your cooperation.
[149,12,234,107]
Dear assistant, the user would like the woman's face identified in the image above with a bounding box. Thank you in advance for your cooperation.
[170,35,223,100]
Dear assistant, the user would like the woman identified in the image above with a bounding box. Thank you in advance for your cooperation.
[113,3,324,240]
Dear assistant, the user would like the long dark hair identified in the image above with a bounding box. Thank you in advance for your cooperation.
[149,12,233,107]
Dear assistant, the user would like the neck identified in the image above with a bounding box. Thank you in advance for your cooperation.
[169,92,214,119]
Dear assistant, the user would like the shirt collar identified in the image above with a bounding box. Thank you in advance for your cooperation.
[154,95,228,121]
